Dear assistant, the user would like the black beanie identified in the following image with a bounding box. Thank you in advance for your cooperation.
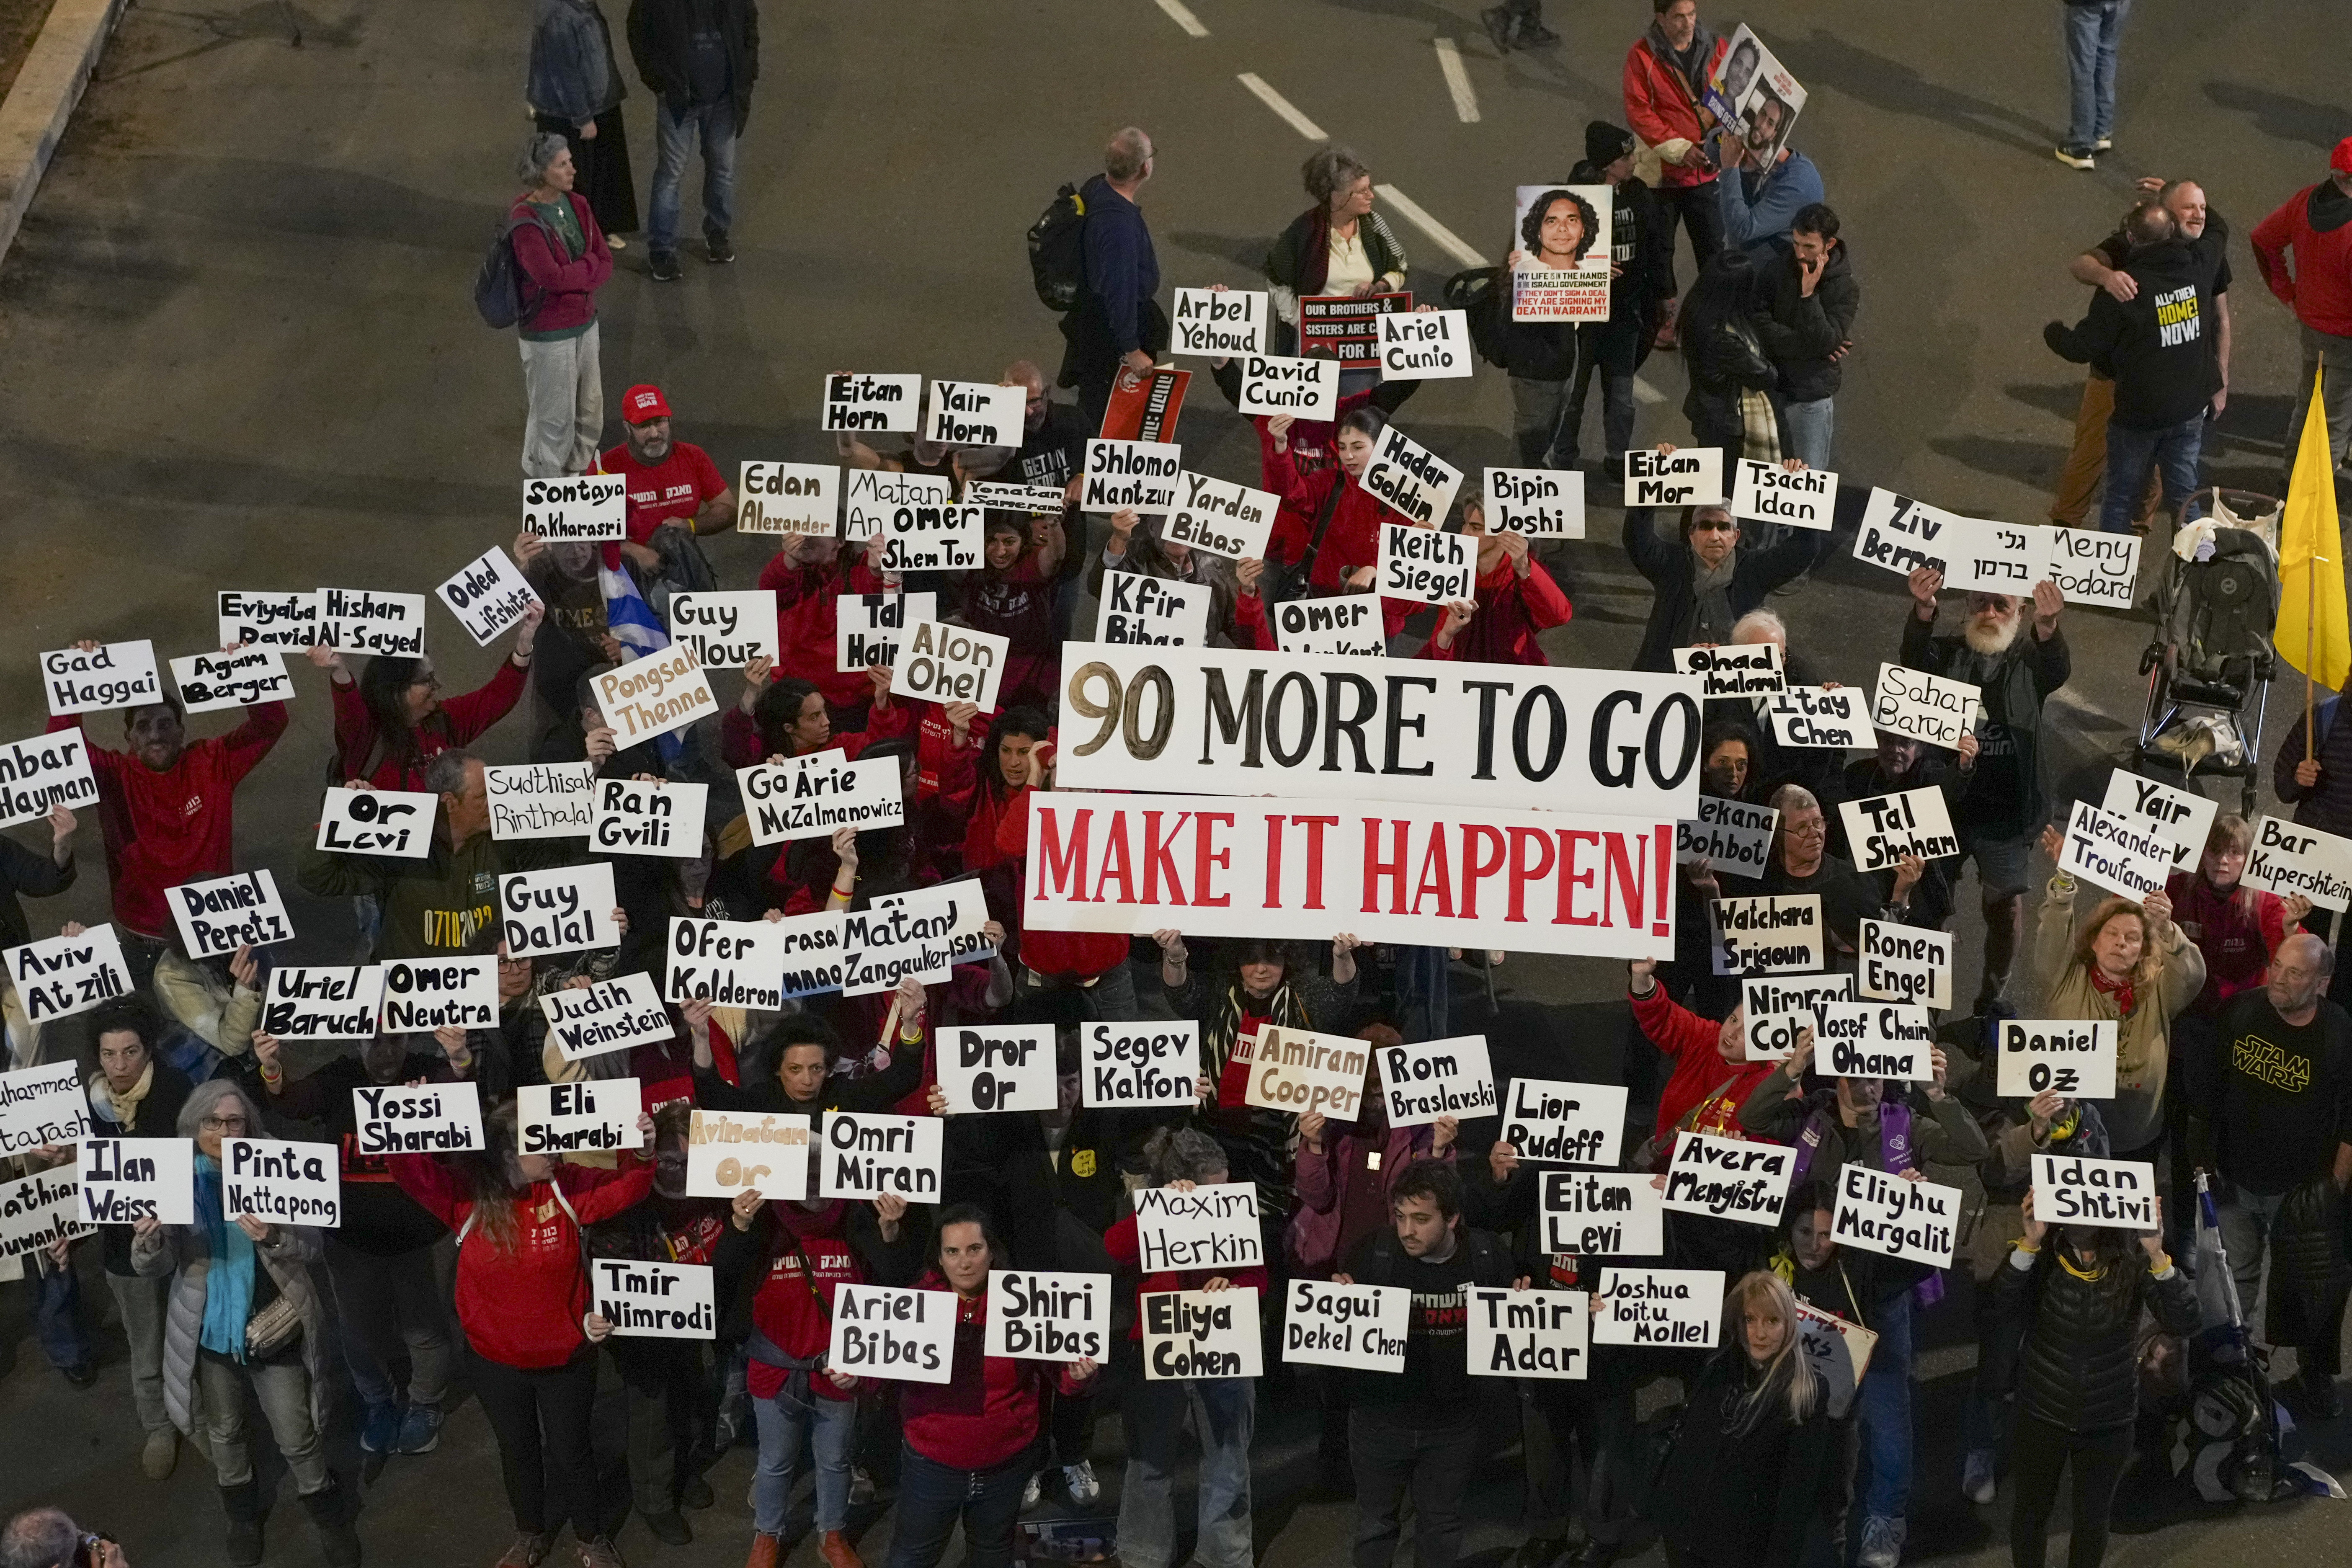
[1585,120,1635,169]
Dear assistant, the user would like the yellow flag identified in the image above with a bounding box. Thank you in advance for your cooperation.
[2276,364,2352,689]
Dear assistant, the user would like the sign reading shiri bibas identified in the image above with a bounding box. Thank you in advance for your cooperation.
[1856,920,1953,1010]
[2099,770,2215,869]
[1676,797,1778,880]
[989,1270,1114,1362]
[1081,1019,1202,1108]
[821,372,921,433]
[1661,1131,1794,1227]
[1623,447,1723,507]
[3,924,131,1023]
[936,1024,1058,1114]
[1996,1019,2119,1100]
[2032,1154,2158,1231]
[1540,1170,1663,1256]
[0,729,100,830]
[486,762,594,840]
[1593,1268,1720,1347]
[172,647,296,713]
[1082,439,1182,515]
[1742,973,1852,1062]
[1812,1001,1935,1081]
[1165,473,1278,562]
[1236,355,1339,422]
[739,753,903,845]
[1764,687,1868,749]
[1837,788,1958,874]
[1361,423,1462,526]
[1373,1035,1494,1126]
[1708,893,1822,976]
[1132,1181,1261,1272]
[500,864,619,958]
[1468,1287,1588,1380]
[1501,1078,1626,1165]
[2058,799,2175,900]
[2243,815,2352,911]
[1832,1163,1959,1268]
[168,870,293,959]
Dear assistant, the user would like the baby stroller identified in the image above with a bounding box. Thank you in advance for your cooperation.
[2133,489,2282,816]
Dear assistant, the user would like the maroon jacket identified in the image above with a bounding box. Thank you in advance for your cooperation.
[511,190,611,336]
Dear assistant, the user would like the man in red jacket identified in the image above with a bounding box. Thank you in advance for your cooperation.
[2253,137,2352,483]
[1622,0,1729,343]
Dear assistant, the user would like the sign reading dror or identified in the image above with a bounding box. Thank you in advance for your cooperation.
[168,870,293,959]
[522,475,625,540]
[1662,1132,1794,1227]
[937,1024,1057,1114]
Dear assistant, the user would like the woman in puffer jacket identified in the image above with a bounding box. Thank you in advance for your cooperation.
[1993,1189,2198,1567]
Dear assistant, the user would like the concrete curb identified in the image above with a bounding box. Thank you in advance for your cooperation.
[0,0,132,266]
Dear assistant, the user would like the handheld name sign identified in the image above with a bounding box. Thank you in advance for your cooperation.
[1144,1287,1262,1379]
[219,590,321,650]
[2048,527,2140,609]
[500,864,619,958]
[594,1259,715,1338]
[172,647,295,713]
[821,372,921,433]
[1624,448,1724,507]
[686,1109,812,1200]
[1812,1001,1935,1081]
[1236,354,1339,421]
[522,475,625,540]
[594,647,719,747]
[926,381,1023,446]
[1486,467,1586,538]
[1857,920,1954,1010]
[772,910,849,999]
[938,1024,1058,1114]
[436,547,541,646]
[486,761,595,840]
[1594,1268,1721,1347]
[836,592,937,672]
[2058,799,2174,899]
[830,1284,956,1384]
[1377,522,1475,606]
[1133,1182,1261,1271]
[2100,771,2215,869]
[4,924,131,1022]
[1376,1035,1495,1126]
[0,730,100,829]
[1662,1131,1795,1226]
[1851,490,1960,578]
[379,956,498,1032]
[1246,1025,1368,1122]
[352,1080,483,1155]
[517,1079,644,1155]
[1945,518,2054,597]
[1677,797,1779,881]
[1099,570,1212,645]
[1082,1019,1201,1108]
[1709,893,1823,976]
[1470,1287,1588,1380]
[2244,815,2352,911]
[1764,687,1867,749]
[667,592,782,670]
[1540,1170,1664,1256]
[1274,597,1383,655]
[316,787,437,859]
[965,482,1067,515]
[838,886,994,997]
[1362,423,1462,526]
[666,916,790,1010]
[263,966,387,1041]
[0,1168,90,1260]
[818,1112,944,1200]
[1172,288,1269,355]
[1285,1279,1409,1372]
[315,589,428,656]
[844,471,950,543]
[1871,663,1981,751]
[1376,309,1475,379]
[1502,1079,1627,1166]
[1731,459,1838,530]
[543,972,676,1061]
[1673,642,1784,696]
[591,779,709,858]
[1742,973,1853,1061]
[736,463,839,536]
[891,621,1007,712]
[1833,1164,1959,1268]
[79,1137,194,1225]
[2032,1154,2159,1231]
[1165,472,1278,562]
[739,753,903,844]
[168,869,293,959]
[1795,1300,1877,1419]
[221,1138,340,1228]
[1082,439,1182,515]
[1838,787,1959,874]
[43,641,161,716]
[988,1270,1113,1362]
[1996,1019,2118,1100]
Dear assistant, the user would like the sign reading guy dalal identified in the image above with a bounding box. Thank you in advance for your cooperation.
[1661,1131,1794,1227]
[499,864,620,958]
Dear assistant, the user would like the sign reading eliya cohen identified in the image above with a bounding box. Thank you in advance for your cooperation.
[1144,1287,1262,1379]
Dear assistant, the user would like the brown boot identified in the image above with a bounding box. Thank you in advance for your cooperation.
[743,1534,781,1568]
[818,1532,863,1568]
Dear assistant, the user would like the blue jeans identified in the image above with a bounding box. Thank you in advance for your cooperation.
[1854,1292,1915,1524]
[649,98,738,253]
[34,1258,88,1369]
[887,1439,1038,1568]
[1118,1375,1255,1568]
[1784,396,1835,473]
[2063,1,2130,148]
[2098,411,2202,533]
[753,1385,856,1536]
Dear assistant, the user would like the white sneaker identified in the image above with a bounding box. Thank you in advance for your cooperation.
[1021,1470,1043,1510]
[1962,1447,1995,1504]
[1063,1460,1101,1505]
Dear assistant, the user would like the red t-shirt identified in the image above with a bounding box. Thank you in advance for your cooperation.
[596,440,728,545]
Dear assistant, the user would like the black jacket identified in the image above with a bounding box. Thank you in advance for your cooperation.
[1754,240,1859,405]
[1568,161,1674,363]
[1993,1245,2197,1431]
[1898,613,2071,836]
[1625,508,1825,672]
[2043,238,2220,430]
[0,833,74,952]
[626,0,758,129]
[1654,1350,1833,1568]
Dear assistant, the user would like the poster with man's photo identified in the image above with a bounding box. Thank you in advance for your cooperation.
[1706,26,1806,169]
[1509,185,1612,324]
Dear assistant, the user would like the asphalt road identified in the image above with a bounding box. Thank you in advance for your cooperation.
[4,0,2352,1562]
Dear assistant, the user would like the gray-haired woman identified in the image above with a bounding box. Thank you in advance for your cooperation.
[129,1077,359,1567]
[1265,144,1408,361]
[528,0,637,244]
[511,132,612,480]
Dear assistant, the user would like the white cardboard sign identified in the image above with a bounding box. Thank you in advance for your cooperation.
[0,730,100,830]
[818,1112,944,1201]
[1099,570,1212,645]
[838,885,995,997]
[221,1138,341,1228]
[925,381,1024,447]
[1838,787,1959,874]
[1742,972,1853,1062]
[1677,796,1778,880]
[1485,467,1585,538]
[1501,1078,1627,1166]
[1870,663,1981,751]
[1081,1019,1202,1108]
[378,955,499,1033]
[1132,1182,1261,1273]
[1764,687,1868,749]
[937,1023,1058,1114]
[42,641,161,716]
[1593,1267,1721,1347]
[1468,1286,1588,1379]
[2032,1154,2159,1231]
[1362,423,1462,527]
[1857,920,1954,1010]
[1944,518,2054,597]
[1996,1019,2119,1100]
[1166,472,1278,562]
[836,592,938,672]
[1813,1001,1935,1081]
[315,589,428,657]
[2244,815,2352,911]
[1245,1024,1369,1122]
[988,1269,1113,1362]
[436,547,542,646]
[740,753,904,845]
[1673,642,1785,696]
[2100,770,2215,869]
[498,864,620,958]
[1539,1169,1664,1256]
[0,1168,92,1259]
[1172,289,1269,356]
[1375,309,1476,379]
[1082,439,1183,515]
[516,1078,644,1156]
[668,591,781,669]
[821,372,921,434]
[351,1080,485,1156]
[736,462,840,536]
[1374,1034,1495,1126]
[1661,1131,1795,1227]
[522,475,626,541]
[315,787,437,859]
[171,647,296,713]
[890,620,1008,712]
[543,972,676,1061]
[2048,527,2140,609]
[167,869,294,960]
[965,482,1068,515]
[2058,798,2175,900]
[1273,596,1383,655]
[1282,1279,1410,1372]
[830,1284,957,1383]
[261,965,386,1042]
[78,1136,194,1226]
[844,470,950,544]
[1850,489,1961,579]
[1375,522,1475,605]
[1796,1300,1877,1419]
[1236,354,1338,421]
[4,925,132,1024]
[686,1108,812,1201]
[218,590,323,650]
[665,916,792,1011]
[1143,1287,1263,1379]
[1832,1163,1960,1268]
[593,647,720,747]
[1623,447,1724,508]
[590,778,709,859]
[1730,460,1837,530]
[593,1258,717,1338]
[1709,893,1823,976]
[485,762,595,841]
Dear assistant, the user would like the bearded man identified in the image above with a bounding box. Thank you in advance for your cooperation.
[1898,568,2071,1013]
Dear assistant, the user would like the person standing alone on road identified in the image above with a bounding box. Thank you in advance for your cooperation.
[528,0,637,249]
[510,134,613,479]
[627,0,757,281]
[2055,0,2131,170]
[2253,138,2352,485]
[1754,203,1857,474]
[1061,126,1163,436]
[1622,0,1729,347]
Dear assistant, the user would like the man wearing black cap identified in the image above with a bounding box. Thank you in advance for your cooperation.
[1482,0,1555,51]
[1563,122,1671,482]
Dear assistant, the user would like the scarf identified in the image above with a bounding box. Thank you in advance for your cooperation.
[1646,17,1719,99]
[1300,204,1333,297]
[193,1154,258,1362]
[1738,388,1782,462]
[1689,548,1739,644]
[2089,966,2136,1019]
[89,1062,156,1132]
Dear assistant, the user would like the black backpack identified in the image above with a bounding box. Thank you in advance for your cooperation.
[1028,181,1089,313]
[475,211,550,330]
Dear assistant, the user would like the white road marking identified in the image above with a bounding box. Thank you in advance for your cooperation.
[1235,73,1326,139]
[1434,38,1479,123]
[1376,185,1488,269]
[1153,0,1208,38]
[1635,377,1667,405]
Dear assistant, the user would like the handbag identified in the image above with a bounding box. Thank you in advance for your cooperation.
[245,1292,304,1357]
[1264,469,1347,607]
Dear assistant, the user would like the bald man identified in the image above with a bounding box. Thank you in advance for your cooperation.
[1000,359,1089,498]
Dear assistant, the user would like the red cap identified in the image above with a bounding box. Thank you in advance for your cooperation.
[622,384,672,424]
[2335,137,2352,175]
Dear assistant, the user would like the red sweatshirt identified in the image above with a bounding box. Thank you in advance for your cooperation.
[331,658,527,789]
[51,703,288,939]
[741,1205,863,1403]
[391,1151,653,1369]
[1420,555,1573,665]
[2166,870,2291,1016]
[901,1272,1089,1469]
[1632,985,1779,1148]
[2253,183,2352,338]
[993,787,1130,978]
[1104,1211,1273,1341]
[509,191,611,337]
[763,551,890,712]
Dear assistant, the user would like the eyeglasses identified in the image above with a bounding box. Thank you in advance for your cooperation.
[200,1115,248,1133]
[408,671,441,691]
[1691,518,1738,534]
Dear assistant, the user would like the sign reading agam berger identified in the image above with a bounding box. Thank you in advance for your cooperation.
[1470,1287,1588,1379]
[1362,423,1462,527]
[316,786,436,859]
[735,462,839,536]
[891,620,1008,713]
[1812,1001,1935,1081]
[1376,522,1475,606]
[221,1137,340,1227]
[1053,646,1703,818]
[172,647,296,714]
[1376,1035,1494,1125]
[1743,972,1854,1061]
[262,965,386,1041]
[351,1079,484,1155]
[378,956,498,1032]
[2032,1154,2159,1231]
[2058,798,2174,899]
[1838,787,1958,874]
[4,924,131,1023]
[1082,438,1182,515]
[686,1109,811,1201]
[1594,1268,1720,1347]
[1673,642,1784,696]
[1662,1131,1794,1226]
[1376,309,1475,379]
[844,470,949,544]
[830,1284,957,1384]
[1833,1163,1959,1268]
[925,380,1023,447]
[1540,1170,1664,1256]
[499,864,619,958]
[821,372,921,433]
[818,1112,943,1200]
[2244,815,2352,911]
[1145,1287,1263,1379]
[2100,770,2215,869]
[1731,459,1838,530]
[486,761,594,840]
[1243,1024,1369,1122]
[590,778,709,858]
[593,647,719,747]
[78,1136,194,1225]
[837,592,937,672]
[1099,571,1212,645]
[0,729,100,830]
[1996,1019,2119,1099]
[43,640,160,716]
[988,1270,1113,1362]
[668,591,782,670]
[1274,597,1382,656]
[1132,1181,1261,1272]
[522,474,625,540]
[1502,1078,1627,1165]
[168,869,293,959]
[1172,287,1269,356]
[435,547,541,646]
[1709,893,1822,976]
[1871,663,1981,751]
[1764,687,1867,750]
[1284,1279,1409,1372]
[594,1259,716,1338]
[219,590,321,650]
[1166,472,1278,562]
[1676,796,1778,880]
[665,916,791,1010]
[739,754,903,845]
[1624,447,1724,507]
[1236,354,1338,422]
[1486,467,1585,538]
[1081,1019,1201,1108]
[1857,919,1953,1010]
[937,1024,1057,1114]
[2048,527,2140,609]
[315,589,427,657]
[543,972,676,1061]
[0,1168,91,1260]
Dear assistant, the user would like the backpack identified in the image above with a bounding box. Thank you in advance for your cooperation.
[1444,267,1508,369]
[1027,181,1089,313]
[475,210,550,330]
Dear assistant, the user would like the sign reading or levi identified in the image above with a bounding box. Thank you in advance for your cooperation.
[1672,642,1783,696]
[1708,893,1822,976]
[3,924,131,1023]
[2058,798,2174,900]
[172,647,296,714]
[1132,1181,1262,1272]
[739,752,904,845]
[1375,308,1475,379]
[316,786,436,859]
[936,1024,1058,1114]
[1172,287,1269,356]
[42,640,160,716]
[820,372,921,433]
[2100,770,2215,870]
[1081,1019,1202,1108]
[1997,1019,2119,1100]
[263,966,386,1042]
[1166,473,1279,562]
[379,956,499,1032]
[818,1111,944,1200]
[2032,1153,2159,1231]
[516,1078,644,1155]
[1593,1267,1720,1347]
[499,864,620,958]
[0,730,99,830]
[521,474,626,540]
[1361,423,1462,526]
[2243,815,2352,912]
[590,778,709,858]
[1540,1170,1664,1256]
[1837,787,1958,874]
[1099,571,1212,645]
[1812,1001,1935,1081]
[1375,1035,1496,1125]
[1501,1078,1626,1165]
[667,592,781,670]
[1623,447,1724,507]
[1082,439,1182,515]
[890,621,1008,712]
[1469,1287,1588,1380]
[435,547,542,646]
[1870,663,1981,751]
[829,1284,956,1384]
[1235,354,1339,422]
[836,592,937,672]
[1144,1287,1263,1380]
[1832,1164,1960,1269]
[1485,468,1585,538]
[0,1061,90,1158]
[1730,460,1837,530]
[221,1137,341,1228]
[1244,1024,1369,1122]
[1857,919,1953,1010]
[877,505,984,573]
[735,462,839,536]
[925,380,1023,446]
[168,870,293,959]
[1676,796,1778,880]
[593,647,719,747]
[1376,523,1475,606]
[1661,1131,1794,1227]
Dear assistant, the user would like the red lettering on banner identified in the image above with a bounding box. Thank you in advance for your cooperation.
[1604,832,1645,930]
[1365,820,1410,914]
[1196,813,1233,907]
[1142,811,1190,905]
[1095,811,1135,903]
[1263,815,1286,909]
[1413,828,1455,917]
[1558,831,1600,926]
[1461,825,1507,919]
[1039,808,1093,902]
[1654,829,1673,936]
[1508,827,1555,923]
[1292,815,1338,911]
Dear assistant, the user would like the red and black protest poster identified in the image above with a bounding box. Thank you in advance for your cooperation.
[1298,292,1413,364]
[1099,366,1191,443]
